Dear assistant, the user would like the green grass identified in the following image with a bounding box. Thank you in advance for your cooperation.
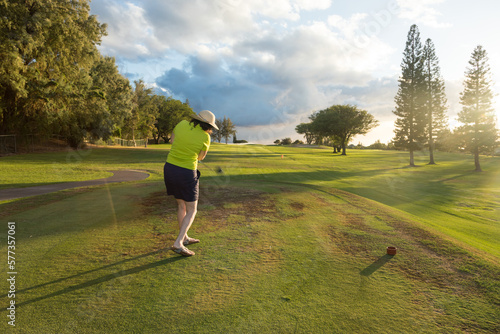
[0,146,168,189]
[0,144,499,333]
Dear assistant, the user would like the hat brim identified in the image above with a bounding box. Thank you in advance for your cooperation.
[192,114,219,130]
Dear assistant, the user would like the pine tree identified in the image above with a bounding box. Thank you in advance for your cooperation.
[422,38,448,164]
[393,25,427,166]
[458,45,498,171]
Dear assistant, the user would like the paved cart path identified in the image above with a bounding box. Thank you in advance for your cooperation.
[0,170,150,201]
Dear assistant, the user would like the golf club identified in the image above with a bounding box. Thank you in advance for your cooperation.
[199,161,224,174]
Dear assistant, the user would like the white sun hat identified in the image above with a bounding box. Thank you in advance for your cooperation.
[192,110,219,130]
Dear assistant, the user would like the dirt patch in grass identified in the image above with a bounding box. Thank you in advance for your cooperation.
[289,201,305,211]
[324,188,500,305]
[142,184,281,242]
[139,184,287,314]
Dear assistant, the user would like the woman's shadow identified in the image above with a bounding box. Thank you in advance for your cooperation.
[12,248,184,308]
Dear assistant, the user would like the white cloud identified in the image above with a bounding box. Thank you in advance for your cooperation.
[295,0,332,11]
[92,0,337,57]
[91,0,400,142]
[396,0,452,28]
[91,1,165,58]
[327,13,368,38]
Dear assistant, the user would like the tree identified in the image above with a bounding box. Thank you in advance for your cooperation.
[393,24,427,166]
[232,133,248,144]
[211,119,223,143]
[220,116,236,144]
[210,116,237,144]
[422,38,448,164]
[311,104,378,155]
[306,113,326,145]
[457,45,498,171]
[154,96,192,144]
[434,128,460,152]
[0,0,106,146]
[123,80,158,146]
[295,123,314,144]
[90,56,133,139]
[368,140,387,150]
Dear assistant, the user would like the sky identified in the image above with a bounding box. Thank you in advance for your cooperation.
[89,0,500,145]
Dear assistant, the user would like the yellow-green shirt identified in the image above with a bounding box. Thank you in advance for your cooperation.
[167,120,210,170]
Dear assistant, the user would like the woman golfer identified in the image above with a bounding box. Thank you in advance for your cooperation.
[164,110,218,257]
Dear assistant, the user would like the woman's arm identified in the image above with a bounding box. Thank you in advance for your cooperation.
[198,150,208,161]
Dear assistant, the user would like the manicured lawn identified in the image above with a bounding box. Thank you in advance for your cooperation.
[205,145,500,261]
[0,146,168,189]
[0,145,498,333]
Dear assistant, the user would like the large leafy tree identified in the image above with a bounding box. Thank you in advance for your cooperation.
[90,56,133,139]
[422,38,448,164]
[0,0,106,144]
[153,96,193,144]
[295,123,314,144]
[311,104,378,155]
[457,45,498,171]
[393,24,427,166]
[123,80,158,146]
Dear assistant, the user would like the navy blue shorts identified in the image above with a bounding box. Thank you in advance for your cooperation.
[164,162,200,202]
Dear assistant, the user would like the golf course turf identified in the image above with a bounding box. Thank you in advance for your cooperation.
[0,144,499,333]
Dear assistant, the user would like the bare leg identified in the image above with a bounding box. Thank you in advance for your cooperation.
[176,199,186,231]
[173,199,198,249]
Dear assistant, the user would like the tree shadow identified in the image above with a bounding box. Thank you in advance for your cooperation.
[15,248,183,308]
[360,254,394,276]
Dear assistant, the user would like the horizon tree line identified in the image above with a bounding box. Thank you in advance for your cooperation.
[295,24,498,171]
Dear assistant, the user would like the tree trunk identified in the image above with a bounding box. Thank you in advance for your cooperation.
[1,87,17,135]
[428,147,435,165]
[152,133,159,144]
[409,149,415,166]
[474,147,482,172]
[428,115,436,165]
[341,145,347,155]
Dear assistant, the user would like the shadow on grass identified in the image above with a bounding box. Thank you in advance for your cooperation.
[15,248,184,308]
[360,254,394,276]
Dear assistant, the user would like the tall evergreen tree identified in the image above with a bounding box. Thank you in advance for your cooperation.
[422,38,448,164]
[393,24,427,166]
[457,45,498,172]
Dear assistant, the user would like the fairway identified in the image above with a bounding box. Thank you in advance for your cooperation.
[1,145,499,333]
